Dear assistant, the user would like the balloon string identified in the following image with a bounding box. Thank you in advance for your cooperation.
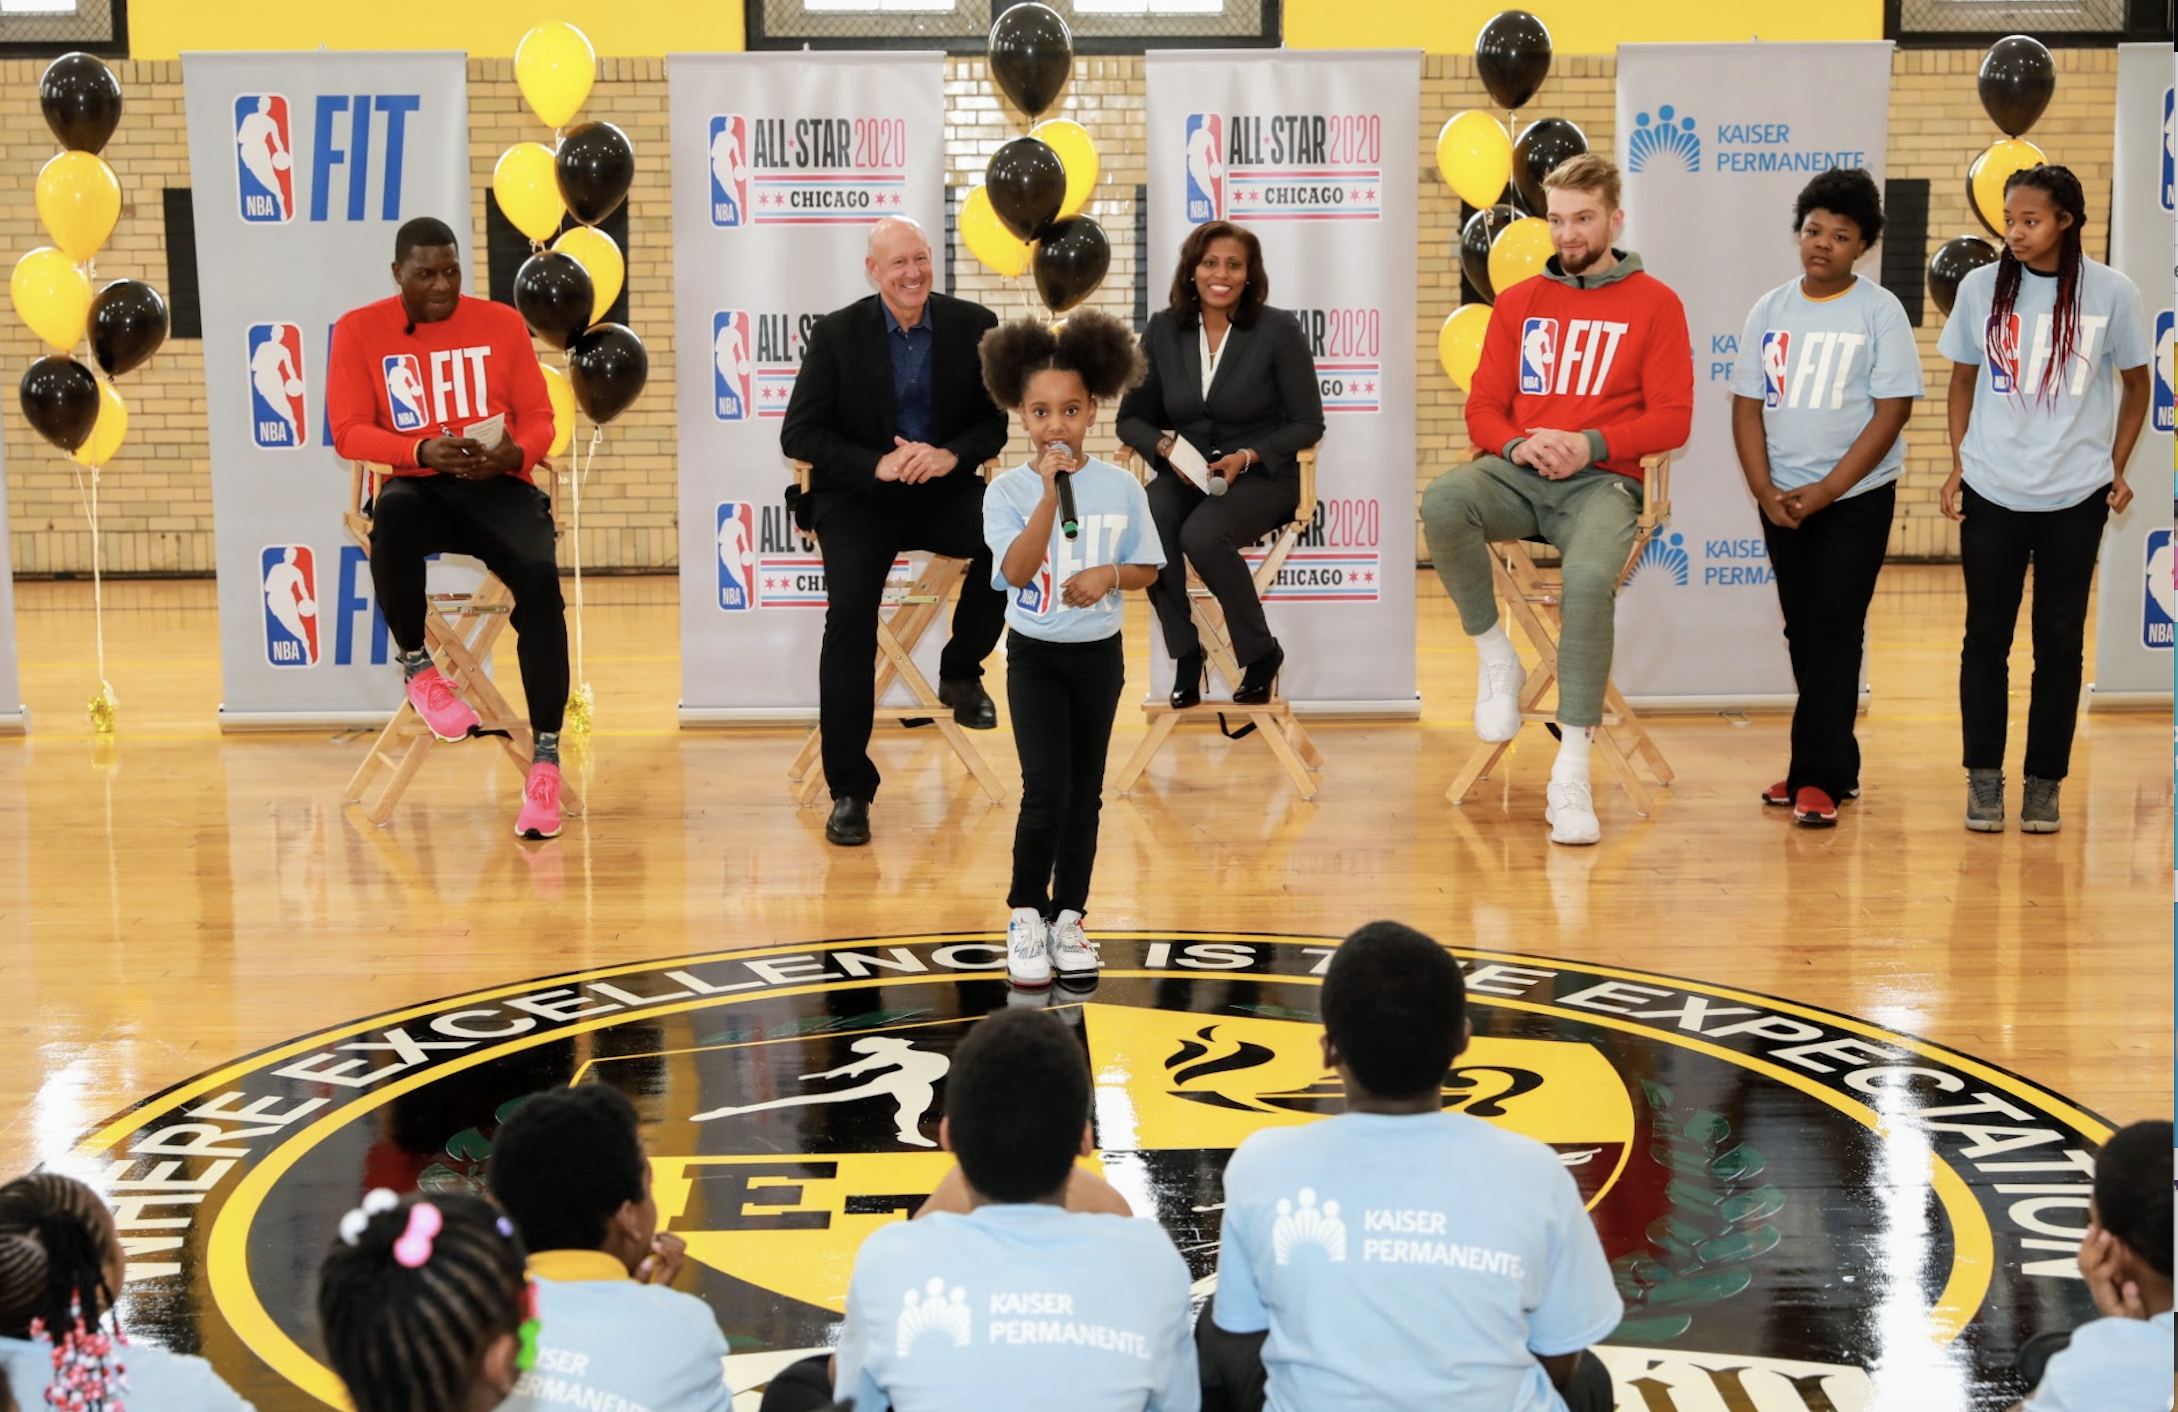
[571,419,602,690]
[69,460,108,693]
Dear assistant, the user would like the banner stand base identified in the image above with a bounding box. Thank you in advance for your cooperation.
[680,706,822,729]
[1620,691,1864,714]
[2085,686,2174,712]
[0,706,25,736]
[218,708,396,734]
[1129,695,1420,721]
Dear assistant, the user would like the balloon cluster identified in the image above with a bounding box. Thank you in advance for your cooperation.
[1929,35,2054,316]
[963,4,1109,315]
[1432,11,1584,391]
[495,21,649,431]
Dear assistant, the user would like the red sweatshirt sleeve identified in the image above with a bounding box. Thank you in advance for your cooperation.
[495,306,556,473]
[327,310,426,472]
[1461,288,1526,458]
[1592,283,1693,465]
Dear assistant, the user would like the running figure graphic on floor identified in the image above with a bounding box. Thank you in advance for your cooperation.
[691,1036,949,1148]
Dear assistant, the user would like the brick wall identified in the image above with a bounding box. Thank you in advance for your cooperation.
[0,48,2125,575]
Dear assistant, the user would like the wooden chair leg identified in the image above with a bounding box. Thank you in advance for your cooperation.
[932,718,1008,804]
[1112,712,1182,796]
[1286,716,1323,771]
[1251,708,1319,800]
[1447,739,1512,805]
[1593,721,1654,816]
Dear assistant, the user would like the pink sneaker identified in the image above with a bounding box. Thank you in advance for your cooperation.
[516,761,563,840]
[405,665,480,743]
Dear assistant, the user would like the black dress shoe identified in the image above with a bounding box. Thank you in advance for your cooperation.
[937,678,997,730]
[824,796,871,846]
[1169,651,1204,709]
[1232,642,1285,705]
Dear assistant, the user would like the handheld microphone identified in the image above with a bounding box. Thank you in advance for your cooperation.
[1206,448,1229,498]
[1054,443,1080,541]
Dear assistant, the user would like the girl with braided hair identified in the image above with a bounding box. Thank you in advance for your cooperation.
[979,310,1166,989]
[0,1172,253,1410]
[1937,164,2153,834]
[317,1189,535,1412]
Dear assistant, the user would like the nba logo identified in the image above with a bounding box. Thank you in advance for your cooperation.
[1183,114,1223,224]
[261,545,320,667]
[233,94,294,223]
[1760,331,1791,409]
[716,502,758,611]
[2144,528,2174,650]
[1017,564,1053,616]
[1519,318,1559,395]
[2161,88,2173,214]
[710,115,750,227]
[382,354,427,433]
[1985,313,2023,396]
[2153,310,2173,434]
[246,322,308,449]
[713,310,753,421]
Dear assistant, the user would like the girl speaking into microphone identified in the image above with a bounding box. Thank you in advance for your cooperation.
[980,312,1166,989]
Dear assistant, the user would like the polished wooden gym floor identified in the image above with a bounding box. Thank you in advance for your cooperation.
[0,563,2167,1188]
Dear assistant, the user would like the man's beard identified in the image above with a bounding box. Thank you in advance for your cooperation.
[1558,245,1604,275]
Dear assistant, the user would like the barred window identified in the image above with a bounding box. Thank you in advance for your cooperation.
[746,0,1279,52]
[0,0,125,56]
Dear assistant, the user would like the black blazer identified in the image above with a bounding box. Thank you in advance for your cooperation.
[779,292,1008,526]
[1116,306,1325,482]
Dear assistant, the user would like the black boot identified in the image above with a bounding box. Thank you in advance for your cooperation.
[1233,642,1284,705]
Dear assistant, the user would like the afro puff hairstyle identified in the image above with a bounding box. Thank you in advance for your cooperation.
[979,309,1145,411]
[1791,167,1884,246]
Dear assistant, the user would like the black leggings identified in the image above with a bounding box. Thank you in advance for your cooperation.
[1006,630,1125,917]
[367,474,568,733]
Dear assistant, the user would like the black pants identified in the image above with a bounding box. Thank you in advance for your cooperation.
[756,1354,834,1412]
[1146,469,1297,667]
[818,484,1007,802]
[1761,482,1895,800]
[1006,630,1124,917]
[1959,483,2109,779]
[368,474,567,733]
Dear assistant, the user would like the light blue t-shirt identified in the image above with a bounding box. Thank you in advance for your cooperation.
[1731,274,1924,498]
[2023,1309,2174,1411]
[1938,257,2152,511]
[834,1203,1199,1412]
[1,1333,256,1411]
[984,458,1165,643]
[1214,1111,1621,1412]
[500,1252,733,1412]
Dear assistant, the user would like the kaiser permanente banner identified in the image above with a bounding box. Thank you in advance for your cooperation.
[1144,51,1419,715]
[1613,43,1893,707]
[184,53,471,729]
[0,438,22,733]
[2087,43,2174,706]
[671,53,946,722]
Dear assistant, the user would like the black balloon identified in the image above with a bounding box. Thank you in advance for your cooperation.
[87,280,169,378]
[19,356,100,453]
[512,252,596,352]
[1475,10,1552,112]
[1032,216,1109,314]
[1977,35,2055,138]
[39,52,122,155]
[555,121,635,226]
[986,137,1066,242]
[1927,235,1999,317]
[988,3,1072,120]
[567,323,649,425]
[1459,203,1523,304]
[1511,117,1588,216]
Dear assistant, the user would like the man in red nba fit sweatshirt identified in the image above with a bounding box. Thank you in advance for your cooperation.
[328,216,566,840]
[1421,153,1693,848]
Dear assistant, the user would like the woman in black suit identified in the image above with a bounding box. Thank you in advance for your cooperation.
[1117,221,1325,707]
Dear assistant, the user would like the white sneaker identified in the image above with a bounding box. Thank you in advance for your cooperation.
[1049,910,1100,976]
[1474,654,1527,743]
[1545,778,1601,846]
[1007,908,1053,988]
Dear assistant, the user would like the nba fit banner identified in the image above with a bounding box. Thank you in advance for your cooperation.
[1145,51,1419,715]
[183,53,472,729]
[1613,43,1893,708]
[670,54,946,722]
[2086,43,2174,706]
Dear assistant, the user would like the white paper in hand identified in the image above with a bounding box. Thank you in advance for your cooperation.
[1163,434,1213,493]
[461,413,506,448]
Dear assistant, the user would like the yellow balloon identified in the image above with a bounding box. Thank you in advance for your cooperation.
[1030,119,1100,219]
[1436,110,1513,210]
[1488,217,1554,297]
[72,377,126,469]
[540,364,576,458]
[516,21,597,129]
[11,247,92,350]
[1968,137,2045,238]
[494,142,565,243]
[554,225,624,324]
[36,151,120,263]
[961,185,1032,279]
[1438,305,1492,392]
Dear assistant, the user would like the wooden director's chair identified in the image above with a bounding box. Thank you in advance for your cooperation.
[784,460,1009,807]
[1446,448,1676,814]
[341,460,587,827]
[1110,447,1324,801]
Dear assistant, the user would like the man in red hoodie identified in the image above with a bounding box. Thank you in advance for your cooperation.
[328,216,565,840]
[1422,154,1692,847]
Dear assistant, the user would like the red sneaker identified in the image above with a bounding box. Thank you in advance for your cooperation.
[405,665,480,743]
[516,761,563,840]
[1792,786,1838,827]
[1765,780,1858,807]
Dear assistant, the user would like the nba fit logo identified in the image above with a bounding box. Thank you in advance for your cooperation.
[235,91,421,224]
[2143,529,2173,651]
[713,311,753,420]
[260,545,320,667]
[1183,113,1224,223]
[1985,313,2024,396]
[246,323,307,449]
[1627,105,1701,174]
[709,115,750,227]
[2161,87,2173,213]
[1760,332,1789,408]
[1762,329,1868,412]
[382,354,427,432]
[233,95,294,222]
[1520,317,1628,397]
[717,502,758,611]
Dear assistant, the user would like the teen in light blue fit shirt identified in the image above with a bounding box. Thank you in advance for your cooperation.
[980,312,1166,990]
[1731,168,1924,829]
[1937,163,2151,835]
[1208,921,1621,1412]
